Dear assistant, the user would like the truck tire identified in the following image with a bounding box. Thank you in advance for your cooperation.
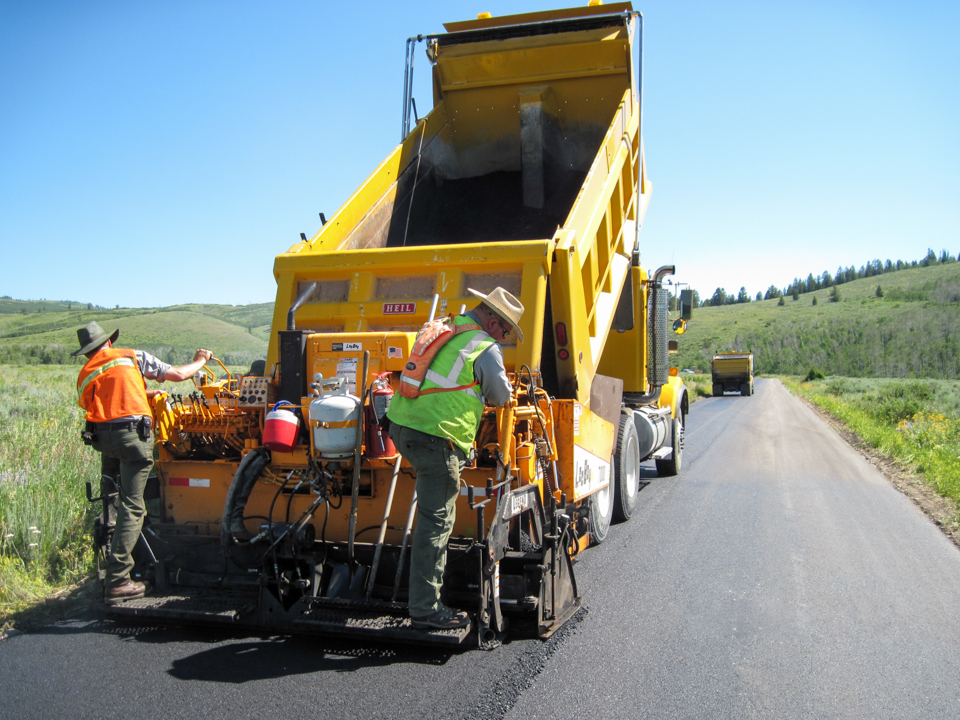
[655,414,684,477]
[613,414,641,523]
[588,470,614,544]
[740,382,749,396]
[712,384,722,397]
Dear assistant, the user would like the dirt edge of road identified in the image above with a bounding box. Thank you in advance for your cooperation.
[794,392,960,549]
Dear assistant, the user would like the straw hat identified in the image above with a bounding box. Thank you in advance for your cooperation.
[467,287,525,343]
[71,321,119,357]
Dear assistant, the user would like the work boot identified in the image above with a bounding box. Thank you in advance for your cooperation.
[410,606,471,630]
[105,580,148,603]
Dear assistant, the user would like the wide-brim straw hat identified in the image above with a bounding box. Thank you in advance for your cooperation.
[71,321,119,357]
[468,287,525,343]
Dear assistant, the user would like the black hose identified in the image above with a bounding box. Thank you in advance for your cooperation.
[220,447,270,549]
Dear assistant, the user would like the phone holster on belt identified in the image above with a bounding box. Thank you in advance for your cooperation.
[81,420,98,446]
[137,415,152,441]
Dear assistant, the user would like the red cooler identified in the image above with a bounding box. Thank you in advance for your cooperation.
[263,401,300,452]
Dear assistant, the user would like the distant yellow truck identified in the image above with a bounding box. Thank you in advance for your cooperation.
[712,352,754,396]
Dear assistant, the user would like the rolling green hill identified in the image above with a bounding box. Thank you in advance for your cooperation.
[676,262,960,379]
[0,301,272,367]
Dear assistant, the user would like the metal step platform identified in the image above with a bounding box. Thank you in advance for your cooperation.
[293,597,473,646]
[105,590,255,625]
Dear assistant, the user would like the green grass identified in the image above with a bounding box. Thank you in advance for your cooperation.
[681,372,714,401]
[784,376,960,512]
[677,262,960,378]
[0,366,98,624]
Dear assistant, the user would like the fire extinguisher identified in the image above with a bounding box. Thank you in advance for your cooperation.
[366,372,396,458]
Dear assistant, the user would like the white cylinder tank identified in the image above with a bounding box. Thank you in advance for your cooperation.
[309,375,361,459]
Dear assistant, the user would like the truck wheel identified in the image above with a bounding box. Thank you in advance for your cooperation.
[613,415,641,523]
[588,471,614,544]
[740,382,749,396]
[655,414,684,477]
[712,384,722,397]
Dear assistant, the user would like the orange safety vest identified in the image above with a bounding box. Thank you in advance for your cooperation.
[77,347,151,423]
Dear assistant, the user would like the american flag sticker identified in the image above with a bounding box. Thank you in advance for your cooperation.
[169,477,211,488]
[388,346,403,359]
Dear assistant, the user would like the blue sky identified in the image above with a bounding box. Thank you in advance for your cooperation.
[2,0,957,308]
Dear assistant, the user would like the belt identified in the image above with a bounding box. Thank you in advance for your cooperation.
[95,420,142,430]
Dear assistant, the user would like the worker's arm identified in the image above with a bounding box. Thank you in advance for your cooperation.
[473,344,512,407]
[163,349,214,382]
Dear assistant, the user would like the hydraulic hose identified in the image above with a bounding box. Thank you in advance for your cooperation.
[220,447,270,549]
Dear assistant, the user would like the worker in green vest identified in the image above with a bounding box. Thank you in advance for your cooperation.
[388,287,524,630]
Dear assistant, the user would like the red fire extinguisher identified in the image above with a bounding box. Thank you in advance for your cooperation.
[366,372,396,458]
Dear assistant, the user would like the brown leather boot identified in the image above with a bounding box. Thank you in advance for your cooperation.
[105,580,147,603]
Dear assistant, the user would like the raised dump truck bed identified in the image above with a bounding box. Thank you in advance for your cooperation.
[99,3,689,647]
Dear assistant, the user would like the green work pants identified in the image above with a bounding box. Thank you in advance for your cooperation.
[92,422,153,587]
[390,424,466,618]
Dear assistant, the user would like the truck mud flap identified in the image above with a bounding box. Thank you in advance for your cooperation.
[105,590,256,625]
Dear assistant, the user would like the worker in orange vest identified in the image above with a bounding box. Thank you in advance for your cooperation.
[73,321,212,603]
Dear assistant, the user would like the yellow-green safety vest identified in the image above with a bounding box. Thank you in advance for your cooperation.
[387,314,496,455]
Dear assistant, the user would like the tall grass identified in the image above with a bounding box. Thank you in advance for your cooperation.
[0,362,250,625]
[0,366,98,616]
[784,376,960,510]
[681,372,714,400]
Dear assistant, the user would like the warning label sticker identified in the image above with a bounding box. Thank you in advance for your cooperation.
[169,478,210,488]
[337,358,358,394]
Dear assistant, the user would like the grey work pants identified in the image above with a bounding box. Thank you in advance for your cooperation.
[389,424,466,618]
[92,422,153,587]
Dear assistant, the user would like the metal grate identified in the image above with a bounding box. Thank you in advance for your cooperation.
[646,287,669,386]
[297,600,471,644]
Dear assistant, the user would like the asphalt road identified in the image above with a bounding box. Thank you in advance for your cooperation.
[4,378,960,720]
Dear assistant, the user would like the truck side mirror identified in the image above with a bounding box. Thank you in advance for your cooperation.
[672,319,686,334]
[680,289,693,320]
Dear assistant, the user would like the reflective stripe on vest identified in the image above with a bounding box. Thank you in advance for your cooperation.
[422,330,491,401]
[77,357,136,399]
[386,315,496,454]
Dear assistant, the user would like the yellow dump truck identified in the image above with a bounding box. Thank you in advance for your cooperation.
[99,3,688,647]
[712,352,754,396]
